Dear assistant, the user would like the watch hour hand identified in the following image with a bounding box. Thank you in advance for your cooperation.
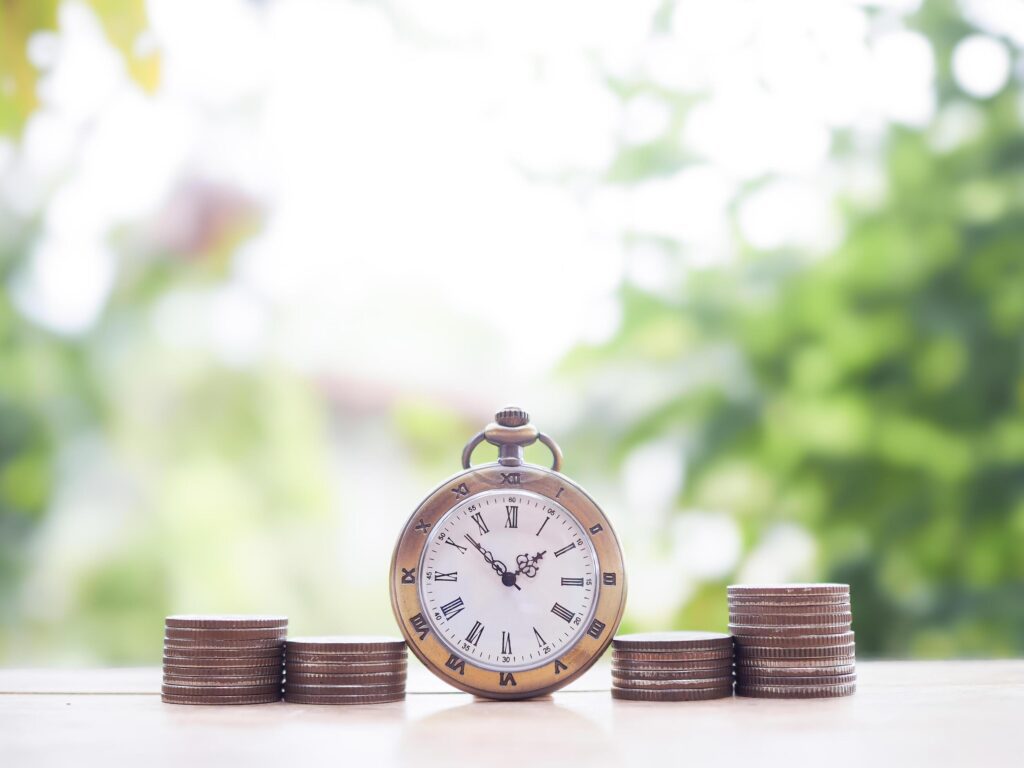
[515,551,546,578]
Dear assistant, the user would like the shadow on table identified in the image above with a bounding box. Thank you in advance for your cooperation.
[400,696,618,767]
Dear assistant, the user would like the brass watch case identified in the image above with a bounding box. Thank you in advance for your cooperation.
[389,462,627,700]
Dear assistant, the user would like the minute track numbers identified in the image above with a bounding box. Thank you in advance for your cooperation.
[419,489,598,672]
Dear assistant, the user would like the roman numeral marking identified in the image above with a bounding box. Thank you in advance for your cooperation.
[533,627,546,647]
[451,483,469,497]
[553,542,576,558]
[445,538,467,554]
[400,567,416,584]
[409,613,429,641]
[561,577,584,587]
[587,619,607,639]
[551,602,575,623]
[415,519,431,534]
[554,659,568,674]
[471,512,489,535]
[589,523,604,534]
[602,572,617,586]
[501,631,512,655]
[465,620,484,646]
[536,517,550,536]
[445,654,466,675]
[499,472,521,485]
[505,505,518,528]
[499,672,517,687]
[555,486,565,498]
[440,597,465,620]
[434,571,458,582]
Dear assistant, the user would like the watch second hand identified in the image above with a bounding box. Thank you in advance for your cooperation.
[465,534,521,590]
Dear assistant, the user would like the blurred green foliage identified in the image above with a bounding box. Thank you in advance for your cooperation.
[1,0,1022,662]
[564,3,1024,657]
[1,2,157,610]
[0,2,340,661]
[0,0,157,136]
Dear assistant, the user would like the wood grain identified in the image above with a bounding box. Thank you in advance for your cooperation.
[0,660,1021,767]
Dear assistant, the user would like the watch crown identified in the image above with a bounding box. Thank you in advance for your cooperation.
[495,406,530,428]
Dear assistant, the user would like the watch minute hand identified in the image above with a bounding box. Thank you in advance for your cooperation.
[464,534,500,569]
[463,534,521,590]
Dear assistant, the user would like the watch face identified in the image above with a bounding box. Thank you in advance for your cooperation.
[418,489,599,672]
[391,463,627,700]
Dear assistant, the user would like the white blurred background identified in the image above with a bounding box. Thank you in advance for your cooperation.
[2,0,1022,662]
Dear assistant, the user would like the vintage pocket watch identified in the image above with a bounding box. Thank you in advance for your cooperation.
[390,406,627,699]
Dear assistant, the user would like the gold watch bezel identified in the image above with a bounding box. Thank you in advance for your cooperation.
[389,463,627,700]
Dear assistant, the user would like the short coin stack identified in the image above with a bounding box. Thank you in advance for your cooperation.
[610,631,735,701]
[729,583,856,698]
[284,636,408,704]
[162,615,287,705]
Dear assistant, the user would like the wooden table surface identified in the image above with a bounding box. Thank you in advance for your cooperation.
[1,660,1021,767]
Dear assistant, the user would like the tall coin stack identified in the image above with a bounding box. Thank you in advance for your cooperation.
[610,631,735,701]
[728,584,856,698]
[284,636,408,704]
[162,615,287,705]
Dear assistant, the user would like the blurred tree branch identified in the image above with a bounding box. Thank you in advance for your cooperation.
[0,0,158,137]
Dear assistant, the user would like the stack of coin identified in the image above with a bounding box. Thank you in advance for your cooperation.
[729,584,856,698]
[284,636,408,704]
[161,615,287,705]
[610,631,734,701]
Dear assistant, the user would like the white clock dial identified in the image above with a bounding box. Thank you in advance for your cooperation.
[418,489,600,672]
